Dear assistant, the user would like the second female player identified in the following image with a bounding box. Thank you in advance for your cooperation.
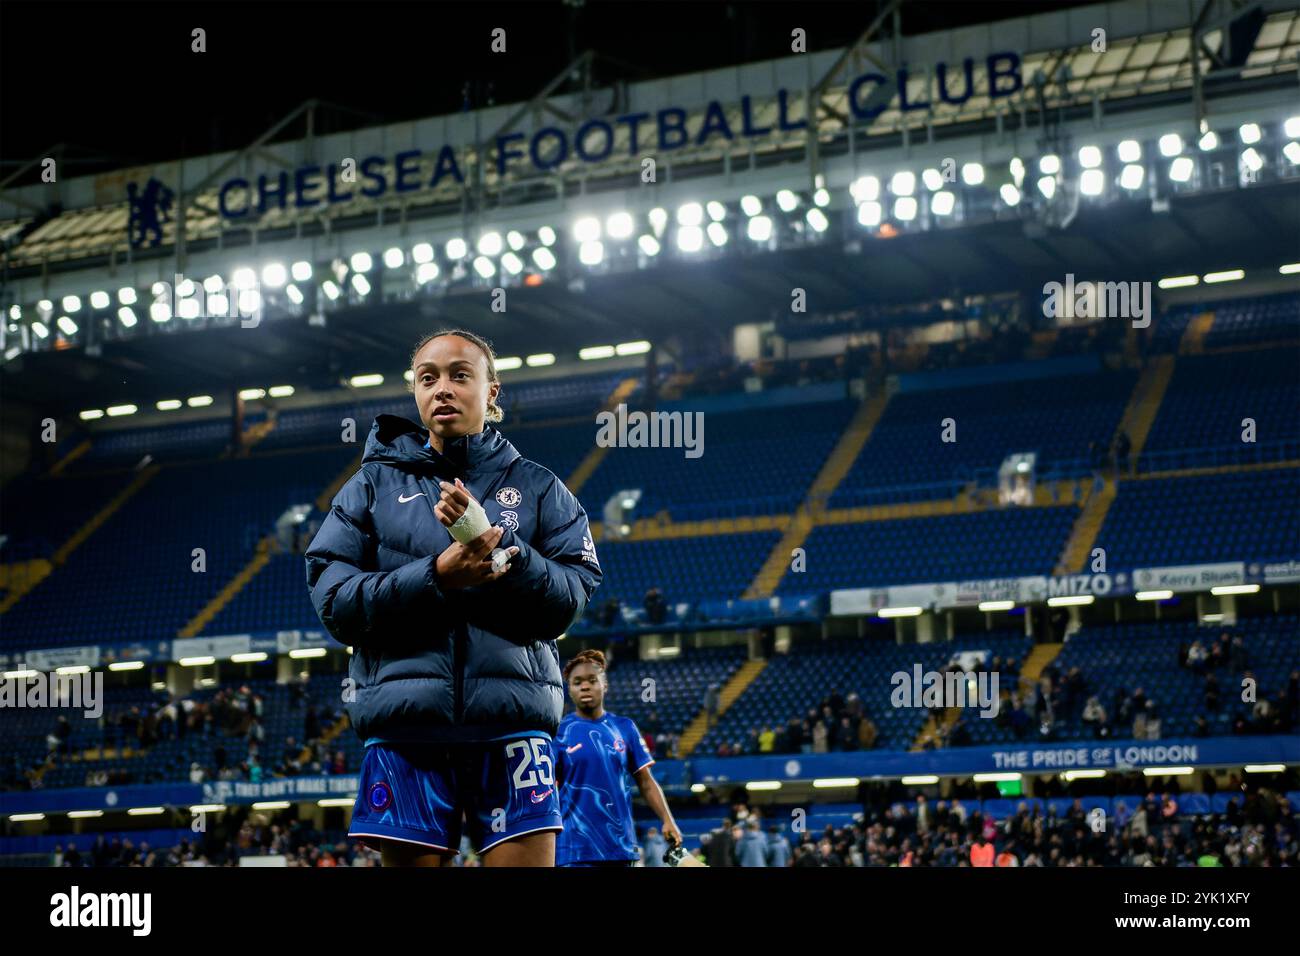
[555,650,683,866]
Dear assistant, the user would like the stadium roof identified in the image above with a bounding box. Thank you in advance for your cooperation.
[3,174,1295,418]
[1,0,1297,421]
[1,0,1297,271]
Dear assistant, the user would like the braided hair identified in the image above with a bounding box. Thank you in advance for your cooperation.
[563,648,608,685]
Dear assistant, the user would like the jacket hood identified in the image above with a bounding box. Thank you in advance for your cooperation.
[362,414,521,475]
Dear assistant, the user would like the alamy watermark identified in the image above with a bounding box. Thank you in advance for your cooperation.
[49,886,151,936]
[1042,273,1151,328]
[890,664,1000,718]
[150,272,265,328]
[0,670,103,719]
[595,403,704,459]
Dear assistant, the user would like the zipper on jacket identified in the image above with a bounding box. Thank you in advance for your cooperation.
[416,474,441,524]
[453,623,466,723]
[416,470,464,723]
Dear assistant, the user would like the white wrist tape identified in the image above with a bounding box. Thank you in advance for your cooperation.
[447,495,492,545]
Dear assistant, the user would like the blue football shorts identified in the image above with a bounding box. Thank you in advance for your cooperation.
[349,736,562,855]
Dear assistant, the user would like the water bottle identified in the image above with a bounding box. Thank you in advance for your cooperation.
[664,844,705,867]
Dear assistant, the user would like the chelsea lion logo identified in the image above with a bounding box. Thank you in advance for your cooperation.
[496,487,521,507]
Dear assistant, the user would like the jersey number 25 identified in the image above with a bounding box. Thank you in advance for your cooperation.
[506,738,554,789]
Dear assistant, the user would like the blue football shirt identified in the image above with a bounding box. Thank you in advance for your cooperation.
[554,711,655,864]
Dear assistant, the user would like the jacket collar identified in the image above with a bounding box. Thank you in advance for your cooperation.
[363,414,520,476]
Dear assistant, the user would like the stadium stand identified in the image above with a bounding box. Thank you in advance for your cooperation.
[1138,348,1300,470]
[1200,291,1300,349]
[578,397,859,519]
[1,447,356,650]
[0,471,139,562]
[63,414,267,471]
[695,633,1032,755]
[3,289,1297,872]
[1096,468,1300,567]
[5,0,1300,880]
[777,507,1078,593]
[1047,617,1299,741]
[828,369,1138,506]
[582,530,782,609]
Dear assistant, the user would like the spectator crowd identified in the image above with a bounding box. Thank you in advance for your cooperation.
[667,784,1298,868]
[3,676,352,793]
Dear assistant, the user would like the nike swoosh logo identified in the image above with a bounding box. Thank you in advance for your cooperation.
[398,492,426,503]
[530,788,553,803]
[566,744,582,754]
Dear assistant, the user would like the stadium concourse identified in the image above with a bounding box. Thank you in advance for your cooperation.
[1,286,1297,867]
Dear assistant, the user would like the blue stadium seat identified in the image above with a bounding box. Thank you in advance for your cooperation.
[776,507,1076,593]
[1097,469,1300,568]
[697,632,1032,754]
[831,370,1137,506]
[1049,616,1298,740]
[1140,348,1300,471]
[580,399,857,519]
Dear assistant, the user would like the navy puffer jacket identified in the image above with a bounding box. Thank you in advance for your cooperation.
[305,414,602,744]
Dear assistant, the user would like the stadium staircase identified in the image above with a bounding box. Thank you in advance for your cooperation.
[743,510,814,599]
[180,453,363,637]
[1118,354,1176,465]
[27,756,56,786]
[316,453,363,511]
[1053,355,1174,573]
[48,439,92,476]
[1054,478,1116,575]
[0,465,160,614]
[912,640,1064,750]
[1018,641,1064,694]
[298,711,351,765]
[240,414,278,451]
[656,371,695,401]
[1179,311,1216,354]
[0,559,50,611]
[677,658,766,756]
[744,391,891,598]
[797,390,892,511]
[565,445,607,496]
[179,534,281,637]
[565,376,641,495]
[1124,323,1141,364]
[912,707,961,751]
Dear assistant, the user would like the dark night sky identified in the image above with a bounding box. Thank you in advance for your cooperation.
[1,1,1100,183]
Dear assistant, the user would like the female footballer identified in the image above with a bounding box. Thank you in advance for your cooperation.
[554,650,683,866]
[305,328,602,866]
